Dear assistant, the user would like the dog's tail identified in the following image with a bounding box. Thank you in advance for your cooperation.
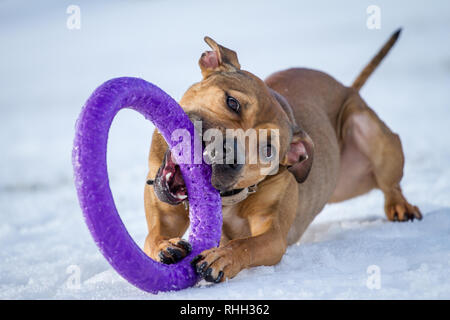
[352,28,402,91]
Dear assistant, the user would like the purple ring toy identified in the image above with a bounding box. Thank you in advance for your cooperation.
[72,77,222,293]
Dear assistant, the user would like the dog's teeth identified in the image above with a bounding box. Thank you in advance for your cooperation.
[165,172,172,180]
[176,194,187,200]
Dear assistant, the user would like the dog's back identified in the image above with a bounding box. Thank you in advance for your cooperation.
[266,68,345,243]
[265,29,415,243]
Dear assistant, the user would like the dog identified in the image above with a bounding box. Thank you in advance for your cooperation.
[143,29,422,283]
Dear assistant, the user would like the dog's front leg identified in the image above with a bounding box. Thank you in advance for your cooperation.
[144,178,191,264]
[192,223,287,283]
[192,173,298,283]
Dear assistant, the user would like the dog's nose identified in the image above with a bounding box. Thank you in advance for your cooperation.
[221,138,244,171]
[203,137,244,169]
[223,139,243,170]
[209,138,244,192]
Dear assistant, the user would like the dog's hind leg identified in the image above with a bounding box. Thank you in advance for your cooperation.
[331,93,422,221]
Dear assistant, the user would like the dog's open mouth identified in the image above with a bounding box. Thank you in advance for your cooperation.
[154,150,188,205]
[154,149,243,205]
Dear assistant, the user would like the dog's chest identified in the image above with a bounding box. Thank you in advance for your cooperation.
[221,205,251,239]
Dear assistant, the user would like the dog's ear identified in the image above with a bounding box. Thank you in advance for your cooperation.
[199,36,241,78]
[281,127,315,183]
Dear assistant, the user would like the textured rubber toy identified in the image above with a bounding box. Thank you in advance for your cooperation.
[72,77,222,293]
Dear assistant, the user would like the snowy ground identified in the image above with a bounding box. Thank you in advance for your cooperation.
[1,0,449,299]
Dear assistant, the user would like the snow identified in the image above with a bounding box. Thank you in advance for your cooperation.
[1,0,449,299]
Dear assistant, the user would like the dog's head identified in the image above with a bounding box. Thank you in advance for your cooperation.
[154,37,314,205]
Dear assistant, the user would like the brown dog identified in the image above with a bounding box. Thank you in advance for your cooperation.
[143,29,422,283]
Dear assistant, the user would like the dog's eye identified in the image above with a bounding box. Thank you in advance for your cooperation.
[226,96,240,113]
[265,145,273,158]
[260,144,275,162]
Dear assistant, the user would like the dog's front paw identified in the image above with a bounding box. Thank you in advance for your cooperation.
[386,201,422,222]
[154,238,192,264]
[191,247,239,283]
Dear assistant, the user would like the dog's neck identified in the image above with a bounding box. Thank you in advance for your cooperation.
[220,184,258,206]
[269,88,298,128]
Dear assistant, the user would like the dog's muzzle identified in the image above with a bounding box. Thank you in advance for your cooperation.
[153,150,187,205]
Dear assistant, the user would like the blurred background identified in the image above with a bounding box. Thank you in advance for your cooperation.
[1,0,449,299]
